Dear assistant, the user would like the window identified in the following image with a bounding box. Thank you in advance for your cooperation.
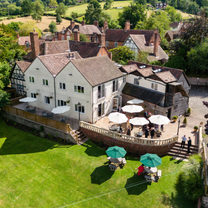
[59,82,66,89]
[112,79,118,92]
[106,41,109,47]
[45,96,50,104]
[114,42,118,47]
[67,36,70,40]
[31,93,36,98]
[74,85,84,94]
[123,75,126,83]
[58,100,66,106]
[55,38,57,41]
[62,35,64,40]
[95,37,98,42]
[98,103,105,117]
[98,84,105,99]
[29,76,34,83]
[151,83,158,90]
[17,84,24,92]
[43,79,48,86]
[75,104,85,113]
[134,78,139,85]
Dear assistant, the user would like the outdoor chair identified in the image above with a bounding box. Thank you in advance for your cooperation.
[42,111,47,117]
[109,164,118,171]
[47,113,53,118]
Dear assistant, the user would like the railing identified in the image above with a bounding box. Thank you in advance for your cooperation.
[202,143,208,195]
[80,121,178,146]
[3,105,78,142]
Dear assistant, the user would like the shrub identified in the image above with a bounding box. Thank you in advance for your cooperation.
[183,117,187,123]
[39,125,44,132]
[172,115,178,120]
[194,126,198,130]
[187,107,191,113]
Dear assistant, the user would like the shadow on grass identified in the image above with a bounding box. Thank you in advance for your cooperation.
[91,165,114,185]
[82,140,106,157]
[161,174,197,208]
[125,174,148,195]
[169,158,183,164]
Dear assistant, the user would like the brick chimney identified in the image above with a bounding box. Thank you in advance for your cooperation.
[124,20,130,31]
[109,52,112,60]
[104,20,108,31]
[81,20,85,26]
[98,33,105,47]
[73,30,80,41]
[30,31,39,59]
[93,21,99,27]
[154,33,159,57]
[70,20,75,29]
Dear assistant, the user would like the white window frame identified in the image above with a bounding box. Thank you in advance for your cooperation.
[45,96,50,104]
[75,104,85,113]
[115,42,118,47]
[112,79,118,92]
[59,82,66,90]
[106,41,109,47]
[29,76,34,83]
[58,100,66,106]
[31,93,36,98]
[74,85,84,94]
[98,84,105,99]
[151,83,158,91]
[43,79,49,86]
[98,103,105,117]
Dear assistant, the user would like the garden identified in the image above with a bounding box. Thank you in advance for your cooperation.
[0,116,198,208]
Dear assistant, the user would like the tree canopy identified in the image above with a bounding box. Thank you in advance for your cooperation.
[118,3,146,29]
[18,21,42,37]
[49,21,57,33]
[31,0,44,22]
[55,2,68,16]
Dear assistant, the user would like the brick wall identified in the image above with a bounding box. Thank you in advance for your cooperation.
[81,127,176,156]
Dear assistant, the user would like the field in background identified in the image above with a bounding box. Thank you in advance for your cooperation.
[0,16,75,31]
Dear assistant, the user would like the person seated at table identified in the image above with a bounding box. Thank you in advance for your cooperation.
[137,164,145,176]
[154,124,159,131]
[119,126,123,133]
[145,127,149,138]
[150,127,155,139]
[126,126,131,136]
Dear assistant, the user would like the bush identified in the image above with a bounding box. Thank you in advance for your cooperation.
[194,126,198,130]
[183,117,187,123]
[187,107,191,113]
[39,125,44,132]
[172,115,178,119]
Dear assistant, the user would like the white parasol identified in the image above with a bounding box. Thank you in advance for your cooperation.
[127,99,143,104]
[51,106,70,114]
[129,117,149,126]
[19,97,37,102]
[148,115,170,125]
[108,112,128,124]
[122,105,144,113]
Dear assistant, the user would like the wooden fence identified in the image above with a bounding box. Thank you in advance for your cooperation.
[3,105,79,143]
[80,121,178,146]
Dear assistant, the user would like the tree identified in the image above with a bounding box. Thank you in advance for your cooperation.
[118,3,146,29]
[109,46,135,65]
[18,21,42,37]
[55,2,67,16]
[80,33,90,42]
[103,0,113,10]
[165,6,182,22]
[71,11,78,19]
[85,0,102,24]
[31,0,44,22]
[134,0,146,5]
[49,21,57,33]
[7,21,23,31]
[136,51,148,63]
[56,13,62,24]
[187,2,200,14]
[21,0,33,15]
[49,0,58,7]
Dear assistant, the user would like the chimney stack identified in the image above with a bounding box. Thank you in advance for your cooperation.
[30,31,39,59]
[93,21,99,27]
[154,33,159,57]
[70,20,75,29]
[81,20,85,26]
[104,20,108,31]
[109,52,112,60]
[73,30,80,41]
[98,33,105,47]
[124,20,130,31]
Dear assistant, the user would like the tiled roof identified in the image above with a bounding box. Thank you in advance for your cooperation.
[105,29,158,44]
[170,22,180,28]
[40,40,69,55]
[71,56,123,86]
[128,61,187,82]
[137,67,154,77]
[122,83,165,105]
[153,71,177,83]
[120,64,138,73]
[18,36,31,45]
[67,25,101,35]
[165,31,181,40]
[38,52,82,76]
[129,34,168,62]
[16,60,32,72]
[69,41,101,58]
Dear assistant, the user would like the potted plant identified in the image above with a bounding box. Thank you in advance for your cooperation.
[172,116,178,122]
[49,96,53,99]
[194,126,198,132]
[66,100,70,104]
[183,117,187,127]
[186,108,191,116]
[35,92,39,96]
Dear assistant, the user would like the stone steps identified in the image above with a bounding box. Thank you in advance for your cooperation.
[75,129,88,145]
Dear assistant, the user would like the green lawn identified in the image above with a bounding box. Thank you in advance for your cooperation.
[47,1,132,19]
[0,117,196,208]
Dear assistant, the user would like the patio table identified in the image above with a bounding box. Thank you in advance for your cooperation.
[144,167,157,174]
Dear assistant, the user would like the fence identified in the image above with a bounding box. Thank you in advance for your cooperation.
[202,143,208,195]
[3,105,78,143]
[80,121,178,146]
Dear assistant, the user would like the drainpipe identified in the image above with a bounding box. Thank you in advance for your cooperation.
[53,75,56,107]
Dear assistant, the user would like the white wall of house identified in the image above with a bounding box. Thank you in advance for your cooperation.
[24,58,55,111]
[126,74,166,94]
[92,76,124,123]
[178,74,190,92]
[123,36,138,55]
[55,62,92,122]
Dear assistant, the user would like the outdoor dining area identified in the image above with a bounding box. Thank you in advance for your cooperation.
[106,99,170,140]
